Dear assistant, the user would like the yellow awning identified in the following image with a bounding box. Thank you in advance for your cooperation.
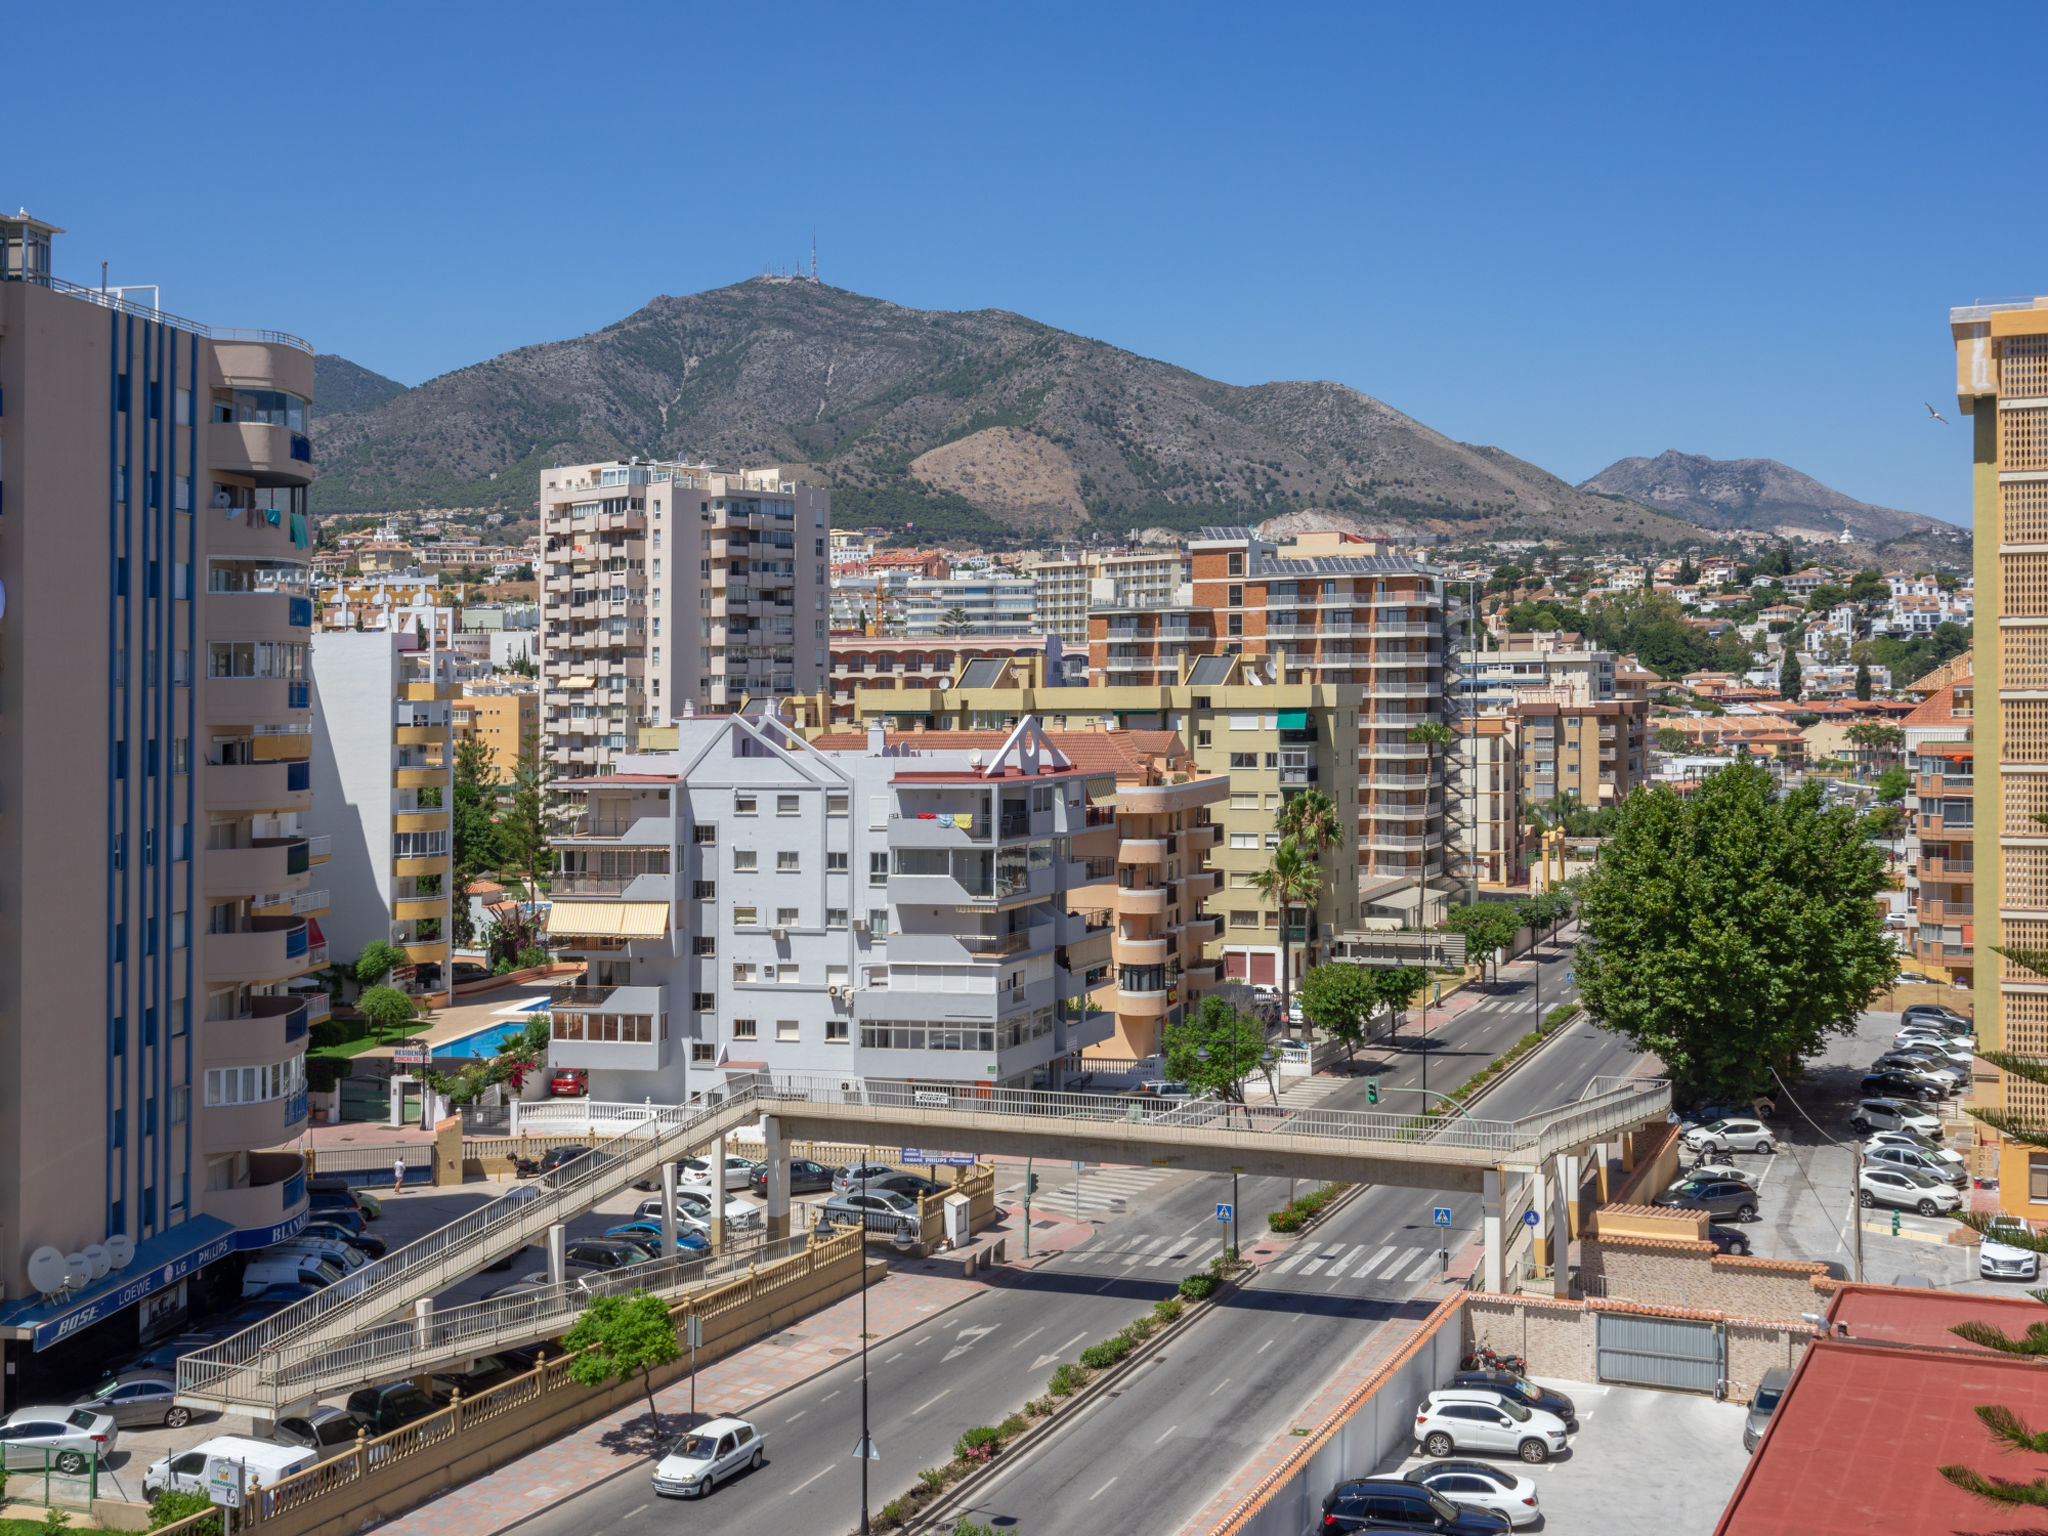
[563,677,596,690]
[544,901,670,939]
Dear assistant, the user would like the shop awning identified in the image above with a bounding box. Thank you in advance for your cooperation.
[1278,709,1310,730]
[543,901,669,939]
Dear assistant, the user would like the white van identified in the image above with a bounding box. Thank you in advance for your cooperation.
[142,1435,316,1499]
[240,1253,344,1296]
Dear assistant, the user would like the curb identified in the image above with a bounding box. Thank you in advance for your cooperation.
[1452,1005,1588,1109]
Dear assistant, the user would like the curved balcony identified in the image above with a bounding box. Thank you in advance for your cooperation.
[1117,838,1172,864]
[203,918,310,986]
[212,338,315,397]
[204,759,312,814]
[198,1152,308,1242]
[209,422,311,487]
[203,677,309,728]
[1114,885,1169,917]
[402,939,449,966]
[202,996,311,1065]
[1113,986,1174,1019]
[1113,934,1168,967]
[1184,822,1223,850]
[201,1090,311,1156]
[204,838,311,899]
[206,589,307,640]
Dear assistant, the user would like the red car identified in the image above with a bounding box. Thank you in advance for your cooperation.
[548,1068,588,1098]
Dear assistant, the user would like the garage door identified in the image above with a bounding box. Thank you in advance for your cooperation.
[1596,1313,1719,1391]
[1248,951,1277,984]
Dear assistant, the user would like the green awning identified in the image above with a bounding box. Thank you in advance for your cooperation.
[1278,710,1309,730]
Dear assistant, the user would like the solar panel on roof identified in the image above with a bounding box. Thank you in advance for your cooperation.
[1187,655,1235,685]
[958,657,1006,688]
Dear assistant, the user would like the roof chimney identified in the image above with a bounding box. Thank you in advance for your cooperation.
[867,719,887,754]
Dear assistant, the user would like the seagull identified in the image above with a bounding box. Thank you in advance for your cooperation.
[1925,402,1949,424]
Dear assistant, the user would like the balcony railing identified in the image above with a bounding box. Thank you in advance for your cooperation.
[306,835,332,860]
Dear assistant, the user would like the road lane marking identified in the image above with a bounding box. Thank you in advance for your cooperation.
[1089,1476,1119,1500]
[624,1506,647,1519]
[1155,1424,1178,1443]
[911,1388,951,1415]
[1011,1326,1045,1351]
[885,1352,903,1363]
[1326,1245,1365,1279]
[1256,1338,1275,1354]
[789,1464,836,1495]
[1273,1248,1309,1274]
[1406,1251,1440,1281]
[1352,1245,1395,1279]
[1031,1332,1089,1370]
[1208,1377,1232,1396]
[822,1390,840,1402]
[785,1410,806,1422]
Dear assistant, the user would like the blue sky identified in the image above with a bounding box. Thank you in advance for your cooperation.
[14,1,2044,524]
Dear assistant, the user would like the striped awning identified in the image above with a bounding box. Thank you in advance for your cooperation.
[543,901,669,939]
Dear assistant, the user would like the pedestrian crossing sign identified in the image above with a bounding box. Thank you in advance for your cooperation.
[1432,1207,1453,1227]
[1216,1203,1233,1222]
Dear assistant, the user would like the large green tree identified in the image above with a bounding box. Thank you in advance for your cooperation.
[1573,761,1893,1102]
[1163,994,1275,1108]
[1374,967,1429,1047]
[1779,649,1803,702]
[1442,902,1522,987]
[451,735,503,949]
[499,732,550,898]
[562,1292,681,1438]
[1249,836,1322,1031]
[1296,963,1378,1066]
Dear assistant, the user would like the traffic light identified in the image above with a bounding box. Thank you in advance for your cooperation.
[1891,1209,1901,1236]
[1366,1077,1380,1105]
[1025,1172,1039,1198]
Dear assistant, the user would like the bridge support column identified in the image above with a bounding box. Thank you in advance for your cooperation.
[660,1161,679,1262]
[1552,1156,1574,1300]
[1482,1167,1504,1294]
[1621,1130,1638,1174]
[546,1223,566,1287]
[710,1133,727,1251]
[1529,1165,1552,1269]
[763,1115,791,1241]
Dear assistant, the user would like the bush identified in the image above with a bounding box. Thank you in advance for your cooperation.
[1079,1336,1134,1369]
[918,1467,949,1491]
[306,1057,351,1093]
[1153,1297,1185,1324]
[148,1491,219,1536]
[878,1498,908,1528]
[307,1016,367,1050]
[954,1425,1003,1464]
[1024,1395,1055,1417]
[513,946,551,970]
[1544,1003,1578,1029]
[1048,1363,1088,1396]
[1121,1316,1157,1344]
[1269,1182,1350,1233]
[998,1413,1027,1438]
[1179,1273,1220,1300]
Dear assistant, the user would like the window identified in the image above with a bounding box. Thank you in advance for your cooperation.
[2032,1155,2048,1204]
[870,852,890,887]
[1231,909,1258,927]
[394,831,448,858]
[1195,729,1212,747]
[1227,553,1243,576]
[692,1041,716,1062]
[732,1018,758,1039]
[1229,752,1258,769]
[1230,832,1259,849]
[693,824,718,845]
[776,907,799,926]
[1230,791,1259,810]
[736,793,758,815]
[692,936,716,956]
[776,1019,800,1041]
[777,963,801,984]
[827,794,849,817]
[777,794,800,816]
[826,1017,849,1042]
[733,849,758,871]
[692,991,716,1012]
[778,851,800,872]
[870,795,889,828]
[1229,714,1258,731]
[1227,583,1243,606]
[827,851,849,872]
[692,880,717,900]
[734,906,759,927]
[867,908,890,935]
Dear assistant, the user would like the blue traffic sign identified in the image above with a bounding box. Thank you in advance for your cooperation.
[1564,971,1574,984]
[1523,1210,1540,1227]
[1431,1207,1453,1227]
[1216,1203,1234,1222]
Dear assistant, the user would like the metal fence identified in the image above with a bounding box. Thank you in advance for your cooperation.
[0,1443,101,1508]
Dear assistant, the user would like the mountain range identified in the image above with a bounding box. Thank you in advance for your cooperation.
[1576,450,1944,543]
[307,279,1951,554]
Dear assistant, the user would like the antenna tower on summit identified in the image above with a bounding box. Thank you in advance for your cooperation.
[811,235,817,282]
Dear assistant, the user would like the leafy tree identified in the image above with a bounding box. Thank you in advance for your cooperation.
[1633,620,1715,680]
[1863,804,1906,841]
[499,733,549,897]
[1276,787,1341,862]
[1442,902,1521,987]
[147,1490,219,1536]
[1249,837,1322,1030]
[1677,557,1698,584]
[562,1292,680,1437]
[451,735,503,948]
[1574,761,1893,1103]
[1372,966,1429,1048]
[358,984,421,1044]
[1875,765,1912,804]
[1855,661,1872,700]
[1488,563,1524,593]
[1805,583,1850,613]
[1779,649,1803,702]
[1849,569,1889,605]
[1162,994,1274,1108]
[355,940,408,989]
[1655,726,1688,754]
[940,606,973,636]
[1847,722,1904,779]
[1297,963,1378,1065]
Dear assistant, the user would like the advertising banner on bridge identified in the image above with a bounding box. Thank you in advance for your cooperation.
[900,1148,977,1167]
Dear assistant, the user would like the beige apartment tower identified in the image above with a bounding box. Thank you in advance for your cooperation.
[0,214,322,1400]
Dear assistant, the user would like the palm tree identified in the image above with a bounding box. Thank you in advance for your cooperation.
[1250,836,1322,1037]
[940,606,973,636]
[1409,721,1458,915]
[1277,786,1342,975]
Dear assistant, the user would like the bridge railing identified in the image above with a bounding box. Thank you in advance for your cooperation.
[1527,1074,1672,1164]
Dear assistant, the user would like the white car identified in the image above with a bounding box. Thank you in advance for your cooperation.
[1849,1099,1942,1139]
[677,1155,757,1192]
[1895,1032,1973,1060]
[1414,1390,1569,1464]
[1981,1217,2042,1282]
[651,1416,764,1497]
[0,1407,118,1471]
[1863,1144,1967,1188]
[1680,1160,1758,1189]
[1866,1129,1965,1169]
[1859,1166,1962,1216]
[1402,1460,1543,1528]
[1681,1118,1776,1155]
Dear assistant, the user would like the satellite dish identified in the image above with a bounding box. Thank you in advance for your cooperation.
[62,1253,91,1290]
[26,1247,67,1296]
[82,1244,109,1280]
[105,1236,134,1270]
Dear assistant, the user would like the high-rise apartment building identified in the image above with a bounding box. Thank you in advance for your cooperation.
[452,686,540,782]
[310,632,455,998]
[537,459,829,778]
[0,214,322,1397]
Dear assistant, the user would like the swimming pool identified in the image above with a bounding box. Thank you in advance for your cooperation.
[431,1021,535,1060]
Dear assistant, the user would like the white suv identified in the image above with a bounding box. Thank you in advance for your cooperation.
[1981,1217,2041,1282]
[1849,1099,1942,1139]
[1413,1390,1569,1465]
[1680,1118,1775,1155]
[1858,1166,1961,1216]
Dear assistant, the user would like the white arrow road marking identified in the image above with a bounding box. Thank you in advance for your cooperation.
[1031,1331,1089,1370]
[942,1323,999,1363]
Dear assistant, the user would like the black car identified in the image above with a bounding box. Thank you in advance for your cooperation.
[301,1220,387,1260]
[428,1349,542,1404]
[1446,1370,1577,1429]
[563,1238,654,1270]
[1653,1178,1760,1222]
[1859,1071,1942,1103]
[540,1145,614,1177]
[870,1172,946,1200]
[1322,1478,1509,1533]
[749,1159,834,1195]
[452,961,494,986]
[1707,1225,1752,1256]
[345,1382,439,1435]
[307,1196,372,1235]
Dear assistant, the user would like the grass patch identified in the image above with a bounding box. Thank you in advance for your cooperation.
[308,1022,431,1060]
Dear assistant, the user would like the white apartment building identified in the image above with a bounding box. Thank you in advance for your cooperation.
[538,460,831,779]
[541,710,1112,1102]
[1459,645,1617,713]
[1025,551,1188,644]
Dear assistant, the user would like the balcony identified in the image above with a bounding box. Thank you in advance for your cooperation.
[1113,934,1168,966]
[557,813,675,844]
[203,918,310,985]
[1919,853,1975,881]
[204,838,311,899]
[1118,838,1172,864]
[1114,884,1170,916]
[1920,897,1975,923]
[306,834,332,864]
[202,996,312,1064]
[204,760,313,814]
[889,812,994,848]
[208,421,311,486]
[199,1152,308,1242]
[201,1090,311,1156]
[1279,766,1320,786]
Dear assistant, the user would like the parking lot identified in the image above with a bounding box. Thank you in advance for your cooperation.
[1374,1380,1752,1534]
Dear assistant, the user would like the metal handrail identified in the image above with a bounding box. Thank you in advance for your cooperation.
[21,274,314,352]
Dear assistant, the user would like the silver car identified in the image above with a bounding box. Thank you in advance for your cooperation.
[1864,1144,1967,1188]
[0,1406,119,1471]
[1744,1367,1790,1452]
[70,1370,196,1429]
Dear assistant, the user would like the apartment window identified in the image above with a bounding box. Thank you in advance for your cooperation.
[826,1017,849,1042]
[692,1041,716,1062]
[827,907,849,929]
[1263,752,1280,769]
[777,794,800,815]
[776,963,801,984]
[691,991,715,1012]
[1230,791,1260,811]
[2033,1154,2048,1204]
[869,795,889,829]
[776,906,799,926]
[1230,832,1259,849]
[734,906,759,927]
[1195,729,1212,747]
[827,794,849,817]
[170,1085,189,1126]
[172,738,190,775]
[692,936,716,956]
[736,793,758,815]
[1227,583,1243,606]
[776,1019,800,1041]
[692,824,718,845]
[1229,752,1258,769]
[394,831,448,858]
[692,880,717,900]
[827,851,849,872]
[1263,910,1278,926]
[733,848,758,871]
[778,851,801,872]
[732,1018,758,1040]
[870,852,890,887]
[1227,553,1244,576]
[867,908,890,935]
[1230,909,1259,928]
[732,963,758,985]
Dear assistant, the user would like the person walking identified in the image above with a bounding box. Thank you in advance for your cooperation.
[393,1157,406,1194]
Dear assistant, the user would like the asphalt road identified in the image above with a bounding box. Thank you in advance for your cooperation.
[509,930,1640,1536]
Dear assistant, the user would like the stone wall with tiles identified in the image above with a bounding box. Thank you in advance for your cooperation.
[1579,1237,1829,1320]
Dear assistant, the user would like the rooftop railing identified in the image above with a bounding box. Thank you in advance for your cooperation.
[12,273,313,352]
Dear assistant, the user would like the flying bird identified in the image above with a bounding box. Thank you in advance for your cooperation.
[1925,402,1949,424]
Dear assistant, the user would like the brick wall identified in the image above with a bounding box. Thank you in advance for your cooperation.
[1579,1237,1829,1320]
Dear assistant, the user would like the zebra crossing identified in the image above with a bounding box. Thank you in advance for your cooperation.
[1263,1074,1351,1109]
[1058,1222,1224,1269]
[998,1164,1170,1222]
[1269,1240,1446,1286]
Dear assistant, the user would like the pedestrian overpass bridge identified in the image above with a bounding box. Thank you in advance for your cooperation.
[175,1071,1668,1414]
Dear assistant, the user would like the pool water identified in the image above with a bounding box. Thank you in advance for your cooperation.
[431,1021,535,1060]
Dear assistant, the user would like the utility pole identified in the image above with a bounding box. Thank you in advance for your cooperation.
[1851,1140,1864,1283]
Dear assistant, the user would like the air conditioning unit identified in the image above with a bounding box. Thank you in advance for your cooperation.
[829,985,847,999]
[771,927,788,942]
[851,919,868,933]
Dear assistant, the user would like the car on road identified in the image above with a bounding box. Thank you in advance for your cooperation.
[679,1154,759,1192]
[1323,1476,1512,1532]
[0,1407,117,1470]
[272,1405,368,1459]
[1864,1144,1968,1188]
[605,1220,711,1255]
[651,1416,764,1498]
[1654,1178,1760,1222]
[548,1068,588,1098]
[832,1160,901,1193]
[1401,1461,1541,1528]
[1680,1118,1776,1155]
[1859,1166,1962,1216]
[1858,1071,1943,1103]
[69,1370,197,1429]
[1850,1099,1943,1138]
[818,1188,921,1233]
[1981,1216,2042,1282]
[748,1158,834,1196]
[1744,1367,1791,1453]
[1707,1225,1753,1256]
[1413,1389,1569,1464]
[1444,1371,1576,1429]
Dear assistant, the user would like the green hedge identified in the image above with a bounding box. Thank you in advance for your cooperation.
[1267,1182,1350,1233]
[1543,1003,1579,1029]
[1178,1273,1220,1300]
[309,1015,368,1050]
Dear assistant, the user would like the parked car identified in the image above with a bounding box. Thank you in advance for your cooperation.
[1679,1118,1776,1155]
[1444,1371,1576,1429]
[69,1370,197,1429]
[1680,1097,1774,1128]
[1858,1071,1943,1103]
[632,1193,766,1230]
[1401,1461,1540,1528]
[451,960,494,986]
[650,1416,765,1498]
[539,1144,613,1176]
[1891,1035,1975,1063]
[1654,1178,1760,1222]
[1893,970,1936,986]
[818,1188,921,1233]
[300,1220,387,1259]
[1869,1052,1962,1088]
[1707,1225,1753,1256]
[1743,1367,1791,1453]
[1864,1144,1968,1188]
[563,1237,655,1270]
[1322,1476,1512,1532]
[142,1436,311,1499]
[1898,1021,1973,1048]
[605,1220,711,1255]
[1678,1159,1757,1189]
[306,1197,373,1236]
[104,1331,227,1380]
[1413,1389,1569,1464]
[1859,1166,1962,1216]
[832,1161,901,1193]
[1981,1216,2042,1282]
[346,1383,439,1436]
[1850,1098,1943,1138]
[678,1154,759,1192]
[748,1159,834,1196]
[1867,1128,1964,1166]
[548,1068,589,1098]
[427,1350,543,1404]
[272,1406,369,1459]
[0,1407,118,1470]
[1902,1003,1972,1030]
[869,1171,946,1201]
